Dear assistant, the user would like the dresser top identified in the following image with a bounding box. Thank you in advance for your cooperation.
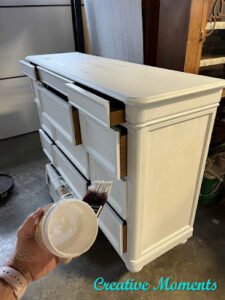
[26,52,225,105]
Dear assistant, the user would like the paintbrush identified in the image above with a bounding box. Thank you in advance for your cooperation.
[47,165,112,216]
[82,181,112,217]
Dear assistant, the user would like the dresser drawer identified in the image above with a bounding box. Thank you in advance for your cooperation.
[67,83,125,127]
[54,128,90,179]
[89,157,127,219]
[34,97,42,122]
[39,129,54,163]
[32,80,54,139]
[34,96,55,139]
[80,113,127,179]
[99,203,127,256]
[38,66,73,96]
[46,164,62,203]
[20,60,37,80]
[31,80,39,99]
[37,84,81,145]
[41,113,55,140]
[52,145,88,198]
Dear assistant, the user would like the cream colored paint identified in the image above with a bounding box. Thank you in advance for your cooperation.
[142,114,210,249]
[21,53,225,272]
[26,52,225,104]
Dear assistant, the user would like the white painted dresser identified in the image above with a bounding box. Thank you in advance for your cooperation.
[20,53,225,272]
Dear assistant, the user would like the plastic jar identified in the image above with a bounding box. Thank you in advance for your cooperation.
[35,198,98,260]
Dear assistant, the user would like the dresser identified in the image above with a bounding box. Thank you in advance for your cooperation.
[20,52,225,272]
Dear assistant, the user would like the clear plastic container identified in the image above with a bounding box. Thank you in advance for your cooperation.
[35,198,98,260]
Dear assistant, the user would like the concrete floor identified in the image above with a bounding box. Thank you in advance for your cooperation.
[0,132,225,300]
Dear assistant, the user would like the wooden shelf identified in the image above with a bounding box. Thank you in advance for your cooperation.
[200,55,225,67]
[206,22,225,31]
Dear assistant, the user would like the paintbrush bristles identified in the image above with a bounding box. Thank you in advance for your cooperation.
[89,181,112,194]
[82,181,113,215]
[83,191,108,215]
[83,190,107,206]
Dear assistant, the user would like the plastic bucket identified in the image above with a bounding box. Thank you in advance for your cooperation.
[35,199,98,259]
[199,154,225,205]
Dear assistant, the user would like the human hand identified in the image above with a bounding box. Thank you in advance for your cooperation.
[7,208,59,282]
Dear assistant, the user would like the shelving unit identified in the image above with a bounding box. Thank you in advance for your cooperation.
[200,55,225,67]
[206,21,225,30]
[200,3,225,148]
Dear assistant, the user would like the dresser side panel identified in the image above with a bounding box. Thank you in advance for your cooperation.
[141,110,216,253]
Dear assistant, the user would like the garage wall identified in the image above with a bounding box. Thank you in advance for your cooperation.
[0,1,74,139]
[83,0,143,63]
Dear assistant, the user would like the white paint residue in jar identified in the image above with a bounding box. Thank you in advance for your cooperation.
[48,204,80,252]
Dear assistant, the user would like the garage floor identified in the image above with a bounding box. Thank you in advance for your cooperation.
[0,132,225,300]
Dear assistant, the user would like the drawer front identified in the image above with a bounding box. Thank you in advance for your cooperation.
[39,129,54,163]
[80,113,127,179]
[38,66,73,96]
[89,157,127,219]
[34,97,43,123]
[49,181,61,203]
[52,145,88,199]
[20,60,37,80]
[34,97,55,139]
[31,80,38,99]
[41,113,55,140]
[98,203,127,256]
[67,83,125,127]
[37,85,81,145]
[54,128,90,179]
[46,164,62,203]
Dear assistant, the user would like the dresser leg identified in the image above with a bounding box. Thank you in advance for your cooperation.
[125,261,144,273]
[180,239,188,245]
